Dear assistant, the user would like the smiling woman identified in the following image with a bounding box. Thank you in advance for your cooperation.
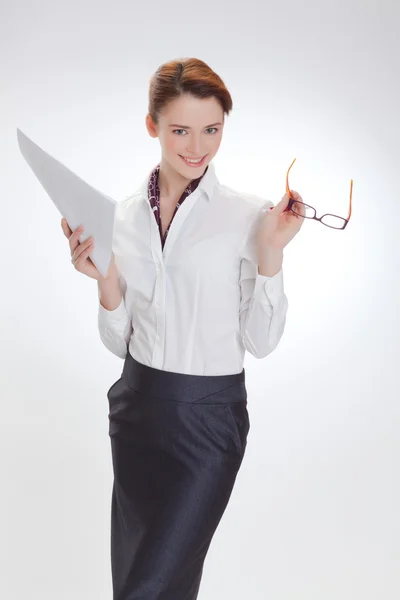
[97,57,292,600]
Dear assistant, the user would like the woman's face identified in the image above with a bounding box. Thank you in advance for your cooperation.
[146,94,224,178]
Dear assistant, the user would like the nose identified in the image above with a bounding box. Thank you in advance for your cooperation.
[186,135,205,156]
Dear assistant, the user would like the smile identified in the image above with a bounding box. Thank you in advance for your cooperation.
[179,155,207,167]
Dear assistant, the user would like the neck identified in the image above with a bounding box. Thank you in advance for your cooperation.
[157,157,195,199]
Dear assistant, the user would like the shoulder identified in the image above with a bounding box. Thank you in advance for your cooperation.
[216,185,276,256]
[111,189,145,251]
[114,189,143,219]
[218,183,274,222]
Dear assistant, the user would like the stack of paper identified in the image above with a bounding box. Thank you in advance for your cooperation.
[17,128,116,278]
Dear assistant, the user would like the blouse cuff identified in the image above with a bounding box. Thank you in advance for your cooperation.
[98,296,129,324]
[253,267,285,308]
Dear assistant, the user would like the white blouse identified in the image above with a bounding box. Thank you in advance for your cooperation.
[98,161,288,375]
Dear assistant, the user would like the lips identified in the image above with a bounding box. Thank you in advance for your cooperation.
[179,155,207,167]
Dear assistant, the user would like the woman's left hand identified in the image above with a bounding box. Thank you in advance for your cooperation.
[257,190,306,251]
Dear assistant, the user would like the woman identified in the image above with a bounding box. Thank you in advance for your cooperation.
[62,57,304,600]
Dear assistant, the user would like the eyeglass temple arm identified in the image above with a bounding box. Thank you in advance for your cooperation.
[347,180,353,221]
[286,159,353,222]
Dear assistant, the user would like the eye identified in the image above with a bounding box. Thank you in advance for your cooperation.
[172,127,219,135]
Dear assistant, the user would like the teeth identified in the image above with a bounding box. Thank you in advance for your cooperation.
[182,156,203,164]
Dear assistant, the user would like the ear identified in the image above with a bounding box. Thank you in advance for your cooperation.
[145,114,158,138]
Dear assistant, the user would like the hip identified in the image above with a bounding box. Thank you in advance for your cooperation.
[107,352,250,460]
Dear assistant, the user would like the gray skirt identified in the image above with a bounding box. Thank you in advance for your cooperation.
[107,351,250,600]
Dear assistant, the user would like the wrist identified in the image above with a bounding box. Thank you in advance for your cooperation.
[97,267,122,311]
[98,260,119,283]
[257,246,284,277]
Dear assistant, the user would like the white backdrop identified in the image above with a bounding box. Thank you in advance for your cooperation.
[1,1,399,598]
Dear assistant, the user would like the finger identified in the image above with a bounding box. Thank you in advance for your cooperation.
[69,224,84,254]
[72,241,92,269]
[271,193,290,214]
[61,218,72,238]
[74,245,94,270]
[72,237,92,263]
[290,189,303,201]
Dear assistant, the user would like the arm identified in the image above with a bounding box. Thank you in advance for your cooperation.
[239,207,289,359]
[97,268,133,359]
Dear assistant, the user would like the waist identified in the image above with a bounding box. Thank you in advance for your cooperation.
[127,335,246,376]
[122,351,247,404]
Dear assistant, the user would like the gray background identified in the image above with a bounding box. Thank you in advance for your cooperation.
[1,0,399,598]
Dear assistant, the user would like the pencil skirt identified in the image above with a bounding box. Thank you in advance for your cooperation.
[107,351,250,600]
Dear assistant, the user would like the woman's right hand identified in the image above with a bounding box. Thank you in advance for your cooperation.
[61,218,118,281]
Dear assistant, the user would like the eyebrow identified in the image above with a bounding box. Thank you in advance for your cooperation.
[168,122,222,128]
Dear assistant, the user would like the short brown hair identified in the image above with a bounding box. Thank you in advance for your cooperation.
[148,58,233,125]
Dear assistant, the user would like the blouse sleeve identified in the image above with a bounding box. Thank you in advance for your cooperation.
[97,267,133,359]
[238,203,289,358]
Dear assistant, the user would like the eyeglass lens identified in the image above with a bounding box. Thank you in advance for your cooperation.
[290,201,347,229]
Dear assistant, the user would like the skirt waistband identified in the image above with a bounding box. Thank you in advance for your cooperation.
[122,352,247,404]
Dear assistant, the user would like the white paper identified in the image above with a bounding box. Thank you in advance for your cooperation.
[17,128,116,278]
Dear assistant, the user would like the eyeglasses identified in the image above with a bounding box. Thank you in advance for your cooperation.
[285,158,353,230]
